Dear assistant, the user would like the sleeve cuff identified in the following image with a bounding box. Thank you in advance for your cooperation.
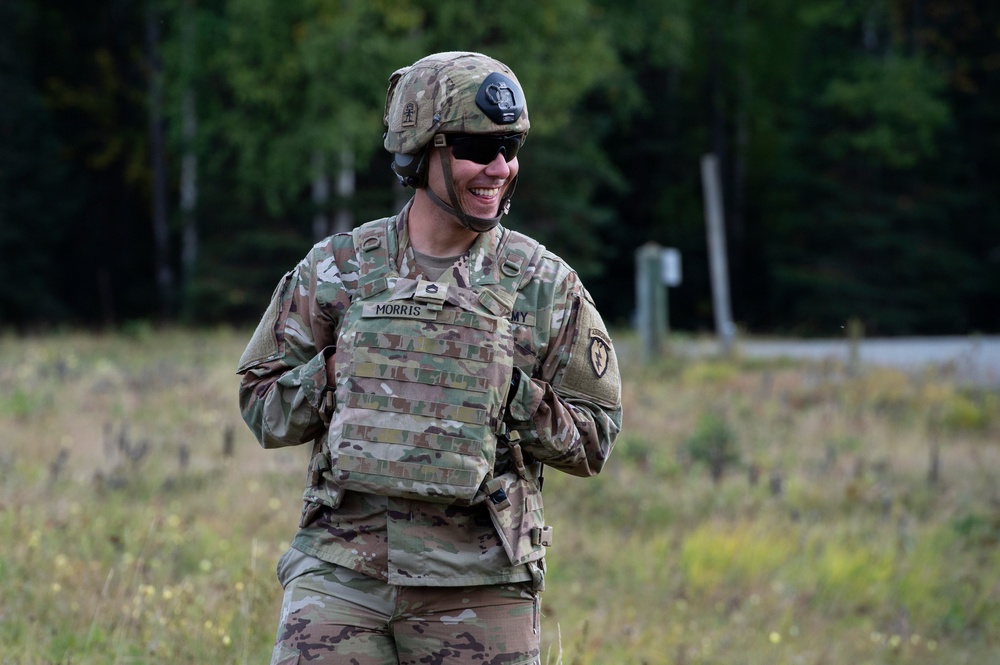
[507,367,543,422]
[297,346,336,411]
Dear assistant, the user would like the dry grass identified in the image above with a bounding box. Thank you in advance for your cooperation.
[1,328,998,664]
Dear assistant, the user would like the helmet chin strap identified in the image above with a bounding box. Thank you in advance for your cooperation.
[425,148,517,233]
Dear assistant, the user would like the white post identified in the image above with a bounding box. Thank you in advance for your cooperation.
[700,153,735,355]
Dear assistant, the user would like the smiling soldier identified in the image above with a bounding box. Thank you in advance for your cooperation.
[238,51,623,665]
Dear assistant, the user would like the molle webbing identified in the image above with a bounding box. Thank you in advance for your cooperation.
[342,423,481,455]
[354,332,496,363]
[345,393,492,426]
[350,362,490,393]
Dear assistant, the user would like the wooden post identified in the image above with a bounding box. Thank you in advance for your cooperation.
[635,242,667,360]
[700,154,735,355]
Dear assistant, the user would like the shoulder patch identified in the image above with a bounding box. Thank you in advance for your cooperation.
[555,295,621,409]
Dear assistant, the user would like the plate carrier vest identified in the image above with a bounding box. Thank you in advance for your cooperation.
[324,217,541,505]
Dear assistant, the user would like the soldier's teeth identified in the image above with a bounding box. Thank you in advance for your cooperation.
[471,188,499,197]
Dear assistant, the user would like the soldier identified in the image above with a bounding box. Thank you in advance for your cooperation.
[238,51,622,665]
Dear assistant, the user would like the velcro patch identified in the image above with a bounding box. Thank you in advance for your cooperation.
[556,296,621,409]
[237,272,291,372]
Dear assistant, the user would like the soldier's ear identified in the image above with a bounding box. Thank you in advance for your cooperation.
[391,148,430,188]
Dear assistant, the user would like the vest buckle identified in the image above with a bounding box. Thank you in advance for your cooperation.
[531,526,553,547]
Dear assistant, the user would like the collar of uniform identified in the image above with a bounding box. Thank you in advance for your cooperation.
[465,225,505,288]
[394,199,506,290]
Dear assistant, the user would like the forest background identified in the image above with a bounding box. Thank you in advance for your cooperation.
[3,0,998,336]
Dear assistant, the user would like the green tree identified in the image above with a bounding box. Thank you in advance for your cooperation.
[170,0,422,319]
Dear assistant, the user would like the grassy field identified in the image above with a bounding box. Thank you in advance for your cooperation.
[1,327,998,664]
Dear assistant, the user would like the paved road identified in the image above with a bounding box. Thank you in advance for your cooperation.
[683,335,1000,387]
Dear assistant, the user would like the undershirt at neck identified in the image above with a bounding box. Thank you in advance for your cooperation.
[411,248,463,281]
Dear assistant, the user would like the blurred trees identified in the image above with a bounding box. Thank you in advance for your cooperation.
[1,0,998,334]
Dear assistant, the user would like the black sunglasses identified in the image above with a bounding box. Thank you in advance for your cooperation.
[435,133,524,165]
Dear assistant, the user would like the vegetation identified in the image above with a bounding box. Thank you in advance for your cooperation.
[1,328,998,663]
[3,1,999,334]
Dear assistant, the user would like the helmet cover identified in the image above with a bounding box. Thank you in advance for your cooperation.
[384,51,530,156]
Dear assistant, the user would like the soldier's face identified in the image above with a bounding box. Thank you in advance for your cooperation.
[428,147,519,221]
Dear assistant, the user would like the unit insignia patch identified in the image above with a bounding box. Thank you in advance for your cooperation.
[588,330,612,378]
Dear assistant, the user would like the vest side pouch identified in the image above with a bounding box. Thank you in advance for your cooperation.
[484,472,548,567]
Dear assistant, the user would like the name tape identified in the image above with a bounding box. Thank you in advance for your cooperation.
[362,303,439,320]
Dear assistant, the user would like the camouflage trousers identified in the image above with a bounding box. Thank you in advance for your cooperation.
[270,548,541,665]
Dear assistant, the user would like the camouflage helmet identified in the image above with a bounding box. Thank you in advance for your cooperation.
[383,51,530,157]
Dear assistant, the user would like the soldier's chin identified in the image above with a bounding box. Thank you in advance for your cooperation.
[463,189,504,218]
[460,201,499,221]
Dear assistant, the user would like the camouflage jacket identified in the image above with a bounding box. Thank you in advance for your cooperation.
[238,202,622,588]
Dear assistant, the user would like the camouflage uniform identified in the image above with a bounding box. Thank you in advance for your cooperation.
[238,51,622,665]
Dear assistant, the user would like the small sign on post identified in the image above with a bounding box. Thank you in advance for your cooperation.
[661,248,682,287]
[660,248,681,342]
